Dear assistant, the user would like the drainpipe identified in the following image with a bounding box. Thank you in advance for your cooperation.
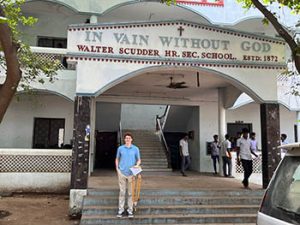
[297,111,300,142]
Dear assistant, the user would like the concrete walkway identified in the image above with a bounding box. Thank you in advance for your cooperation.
[88,170,262,190]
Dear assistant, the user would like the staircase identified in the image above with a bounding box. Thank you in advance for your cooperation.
[124,130,171,172]
[80,189,264,225]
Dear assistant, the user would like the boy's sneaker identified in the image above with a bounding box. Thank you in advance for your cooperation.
[127,211,134,218]
[116,211,123,218]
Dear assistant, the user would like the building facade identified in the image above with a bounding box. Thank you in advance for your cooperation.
[1,0,300,214]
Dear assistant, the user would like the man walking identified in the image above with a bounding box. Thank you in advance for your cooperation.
[179,134,191,176]
[115,133,141,218]
[237,128,258,188]
[220,134,233,177]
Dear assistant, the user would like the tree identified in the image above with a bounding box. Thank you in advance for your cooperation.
[162,0,300,75]
[0,0,59,123]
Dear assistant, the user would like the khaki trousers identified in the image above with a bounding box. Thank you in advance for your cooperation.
[117,170,133,213]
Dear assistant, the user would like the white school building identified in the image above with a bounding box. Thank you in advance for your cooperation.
[0,0,300,214]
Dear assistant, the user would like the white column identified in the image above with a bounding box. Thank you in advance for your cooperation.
[218,88,226,140]
[218,88,226,176]
[89,97,96,175]
[297,111,300,142]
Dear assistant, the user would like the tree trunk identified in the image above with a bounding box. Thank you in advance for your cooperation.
[0,7,21,123]
[251,0,300,74]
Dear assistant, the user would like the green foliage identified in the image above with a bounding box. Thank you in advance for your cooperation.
[0,0,59,90]
[0,15,7,23]
[160,0,176,6]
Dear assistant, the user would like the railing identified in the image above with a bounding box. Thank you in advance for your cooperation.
[118,121,123,146]
[0,148,72,192]
[31,46,72,70]
[230,152,263,185]
[156,105,170,130]
[156,116,171,168]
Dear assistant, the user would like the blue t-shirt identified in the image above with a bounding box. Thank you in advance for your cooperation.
[116,144,140,176]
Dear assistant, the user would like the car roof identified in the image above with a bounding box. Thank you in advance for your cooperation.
[278,143,300,155]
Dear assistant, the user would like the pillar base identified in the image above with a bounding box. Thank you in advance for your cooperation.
[69,189,87,218]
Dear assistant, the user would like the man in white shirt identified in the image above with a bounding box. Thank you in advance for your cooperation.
[237,128,258,188]
[179,134,190,176]
[220,134,233,177]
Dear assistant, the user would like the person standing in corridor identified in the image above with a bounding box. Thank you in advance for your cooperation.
[179,134,191,177]
[221,134,233,178]
[115,133,141,218]
[210,135,220,175]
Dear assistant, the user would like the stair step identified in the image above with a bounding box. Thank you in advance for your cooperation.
[142,168,172,172]
[80,213,257,224]
[87,189,264,197]
[82,204,259,215]
[83,196,262,206]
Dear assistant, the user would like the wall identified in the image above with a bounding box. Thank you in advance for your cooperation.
[226,103,297,148]
[0,94,74,148]
[164,106,194,132]
[121,104,166,130]
[0,149,71,193]
[199,101,219,173]
[280,106,297,143]
[226,103,261,148]
[95,102,121,131]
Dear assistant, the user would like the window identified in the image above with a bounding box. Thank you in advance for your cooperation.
[227,123,252,138]
[37,37,67,48]
[33,118,65,149]
[260,156,300,223]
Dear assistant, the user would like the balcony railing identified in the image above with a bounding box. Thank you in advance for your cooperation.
[31,46,71,70]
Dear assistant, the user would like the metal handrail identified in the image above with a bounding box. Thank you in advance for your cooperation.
[156,105,170,131]
[118,121,123,146]
[156,117,171,168]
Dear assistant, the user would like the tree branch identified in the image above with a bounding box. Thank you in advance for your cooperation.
[0,6,21,123]
[251,0,300,73]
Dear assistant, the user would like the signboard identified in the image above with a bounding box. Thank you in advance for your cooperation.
[177,0,224,7]
[67,21,286,65]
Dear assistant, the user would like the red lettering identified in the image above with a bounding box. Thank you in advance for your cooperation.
[182,51,198,58]
[119,48,160,57]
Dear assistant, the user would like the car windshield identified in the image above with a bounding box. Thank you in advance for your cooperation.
[260,156,300,224]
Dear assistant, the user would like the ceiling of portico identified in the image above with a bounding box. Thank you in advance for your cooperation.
[101,68,231,102]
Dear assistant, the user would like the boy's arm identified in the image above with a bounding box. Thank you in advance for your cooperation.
[115,158,119,171]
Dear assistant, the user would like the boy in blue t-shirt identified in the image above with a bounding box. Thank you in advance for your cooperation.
[115,133,141,218]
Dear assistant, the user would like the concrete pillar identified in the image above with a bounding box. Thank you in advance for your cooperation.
[69,96,91,216]
[218,89,226,176]
[260,103,281,188]
[218,89,226,140]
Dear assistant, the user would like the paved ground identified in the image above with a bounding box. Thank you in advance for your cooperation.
[89,170,262,190]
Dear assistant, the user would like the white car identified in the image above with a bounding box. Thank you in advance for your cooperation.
[257,143,300,225]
